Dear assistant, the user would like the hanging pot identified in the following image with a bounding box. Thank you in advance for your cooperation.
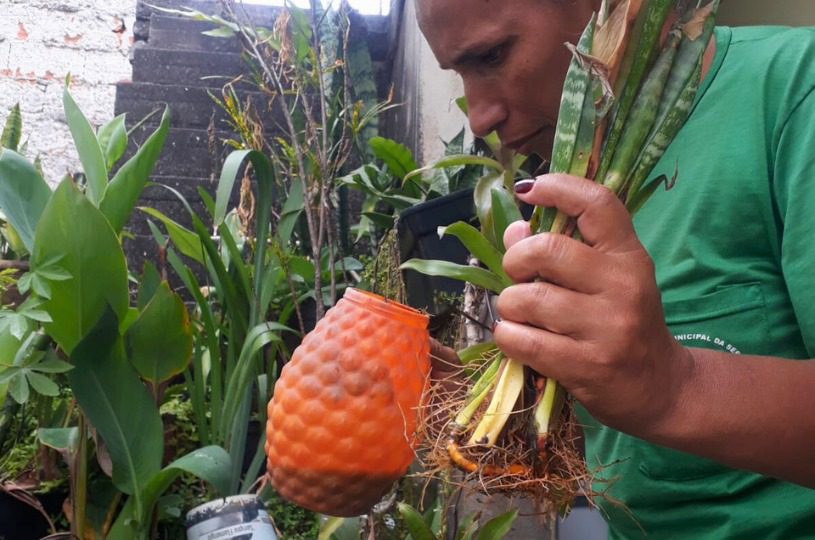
[265,288,430,516]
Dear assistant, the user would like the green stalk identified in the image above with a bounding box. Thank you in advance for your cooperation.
[468,358,525,446]
[74,413,88,540]
[533,378,565,447]
[453,356,502,430]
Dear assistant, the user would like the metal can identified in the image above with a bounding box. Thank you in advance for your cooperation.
[186,495,278,540]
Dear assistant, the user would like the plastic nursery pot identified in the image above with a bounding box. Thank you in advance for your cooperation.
[186,495,277,539]
[265,287,431,517]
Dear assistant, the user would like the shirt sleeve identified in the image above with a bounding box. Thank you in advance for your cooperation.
[773,85,815,356]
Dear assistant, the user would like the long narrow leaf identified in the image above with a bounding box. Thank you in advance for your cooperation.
[439,221,511,286]
[100,107,170,233]
[63,88,108,205]
[400,259,508,294]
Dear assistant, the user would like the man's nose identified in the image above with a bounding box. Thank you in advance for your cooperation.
[464,84,507,138]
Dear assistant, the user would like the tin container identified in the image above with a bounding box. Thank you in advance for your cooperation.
[186,495,277,540]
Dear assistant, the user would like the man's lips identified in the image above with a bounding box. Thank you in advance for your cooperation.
[503,127,547,153]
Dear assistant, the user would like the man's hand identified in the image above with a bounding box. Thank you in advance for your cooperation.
[493,175,693,438]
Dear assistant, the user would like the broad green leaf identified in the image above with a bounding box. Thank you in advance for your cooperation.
[136,261,161,310]
[63,88,108,205]
[96,114,128,171]
[490,187,522,252]
[125,282,192,384]
[68,307,163,500]
[475,509,518,540]
[214,149,273,227]
[37,427,79,453]
[438,221,510,285]
[7,371,28,404]
[0,148,52,252]
[108,446,232,539]
[100,107,170,233]
[455,513,478,540]
[32,180,129,354]
[361,211,394,229]
[404,155,503,185]
[26,370,59,396]
[400,259,507,294]
[369,137,418,180]
[33,356,74,373]
[397,502,437,540]
[138,207,205,265]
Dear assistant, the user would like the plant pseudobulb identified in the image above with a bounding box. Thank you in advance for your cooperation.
[265,288,430,516]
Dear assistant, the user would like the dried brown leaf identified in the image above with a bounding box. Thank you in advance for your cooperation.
[592,0,644,86]
[682,2,715,40]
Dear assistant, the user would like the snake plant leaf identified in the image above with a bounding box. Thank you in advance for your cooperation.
[100,106,170,234]
[32,180,128,354]
[400,259,508,294]
[0,149,51,252]
[63,88,108,206]
[68,306,163,501]
[438,221,510,285]
[125,281,192,384]
[473,170,505,248]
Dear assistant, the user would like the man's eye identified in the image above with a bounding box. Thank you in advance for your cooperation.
[479,45,506,66]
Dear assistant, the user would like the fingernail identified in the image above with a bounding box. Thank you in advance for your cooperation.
[491,318,502,333]
[514,179,535,194]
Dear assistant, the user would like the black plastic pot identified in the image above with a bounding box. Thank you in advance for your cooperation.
[397,189,476,317]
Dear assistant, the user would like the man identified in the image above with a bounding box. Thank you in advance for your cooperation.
[418,0,815,537]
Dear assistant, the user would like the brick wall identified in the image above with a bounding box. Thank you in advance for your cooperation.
[0,0,136,184]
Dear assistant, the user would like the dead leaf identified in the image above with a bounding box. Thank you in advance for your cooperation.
[681,2,715,40]
[592,0,644,87]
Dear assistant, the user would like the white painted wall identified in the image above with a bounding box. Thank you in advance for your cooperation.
[0,0,136,184]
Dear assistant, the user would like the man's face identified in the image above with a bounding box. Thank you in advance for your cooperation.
[417,0,596,159]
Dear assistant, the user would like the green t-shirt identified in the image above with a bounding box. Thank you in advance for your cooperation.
[578,26,815,538]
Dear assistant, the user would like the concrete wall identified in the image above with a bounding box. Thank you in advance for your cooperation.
[388,0,470,164]
[719,0,815,27]
[0,0,136,184]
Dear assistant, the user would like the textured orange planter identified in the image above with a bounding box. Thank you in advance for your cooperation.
[265,288,430,516]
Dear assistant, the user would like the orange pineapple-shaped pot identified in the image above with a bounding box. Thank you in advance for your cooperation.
[265,288,430,516]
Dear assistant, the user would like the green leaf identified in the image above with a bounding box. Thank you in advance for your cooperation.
[37,427,79,453]
[404,155,502,185]
[458,341,497,365]
[369,137,418,180]
[138,207,205,265]
[125,281,192,384]
[8,370,29,403]
[33,356,74,373]
[278,179,304,246]
[31,274,51,299]
[96,113,128,171]
[400,259,507,294]
[100,107,170,233]
[36,265,72,281]
[68,307,163,499]
[475,509,518,540]
[26,370,59,396]
[1,103,22,151]
[137,261,162,310]
[438,222,510,285]
[473,171,505,247]
[32,180,129,354]
[202,26,236,38]
[108,446,232,539]
[0,366,19,385]
[397,502,437,540]
[0,148,52,252]
[63,88,108,205]
[213,149,273,227]
[490,187,522,252]
[361,211,395,230]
